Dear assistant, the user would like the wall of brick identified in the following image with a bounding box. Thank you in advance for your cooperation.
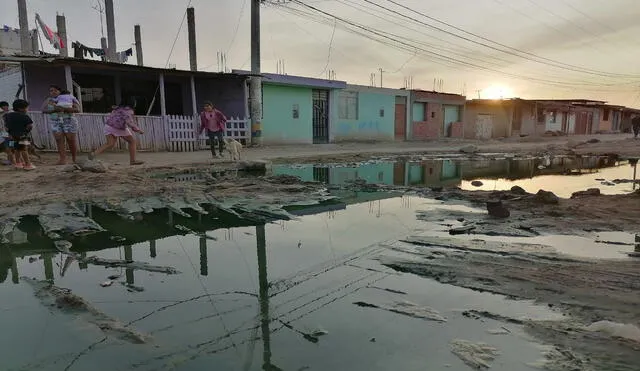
[411,121,440,139]
[450,122,464,138]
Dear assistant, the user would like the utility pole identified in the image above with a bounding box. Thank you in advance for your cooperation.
[105,0,117,62]
[56,14,68,57]
[17,0,31,55]
[134,25,143,66]
[249,0,263,146]
[378,68,384,88]
[187,7,197,71]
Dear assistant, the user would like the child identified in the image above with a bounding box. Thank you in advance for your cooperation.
[88,101,144,165]
[0,101,13,166]
[54,90,75,109]
[4,99,35,170]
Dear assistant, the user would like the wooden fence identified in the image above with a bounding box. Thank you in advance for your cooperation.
[28,112,249,153]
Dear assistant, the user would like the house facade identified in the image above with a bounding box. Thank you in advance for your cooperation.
[409,90,466,140]
[464,99,537,139]
[236,72,346,145]
[332,84,410,142]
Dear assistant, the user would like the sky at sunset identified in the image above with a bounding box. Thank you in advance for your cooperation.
[3,0,640,106]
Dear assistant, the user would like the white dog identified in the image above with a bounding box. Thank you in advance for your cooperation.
[223,138,243,161]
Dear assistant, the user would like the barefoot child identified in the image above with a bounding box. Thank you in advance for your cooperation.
[4,99,35,170]
[89,102,144,165]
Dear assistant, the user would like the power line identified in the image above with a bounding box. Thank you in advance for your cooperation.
[317,19,337,77]
[371,0,640,78]
[226,0,248,54]
[281,1,638,92]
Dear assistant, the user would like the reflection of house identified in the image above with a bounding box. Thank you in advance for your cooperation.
[409,90,466,139]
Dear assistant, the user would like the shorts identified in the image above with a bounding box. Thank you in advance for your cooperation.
[50,116,78,134]
[8,136,29,151]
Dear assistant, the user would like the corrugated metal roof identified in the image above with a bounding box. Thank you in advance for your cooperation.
[0,55,247,78]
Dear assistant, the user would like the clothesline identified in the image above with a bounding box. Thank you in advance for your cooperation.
[72,41,133,63]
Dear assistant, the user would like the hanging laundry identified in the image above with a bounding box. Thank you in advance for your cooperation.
[117,48,133,63]
[71,41,105,59]
[35,14,64,50]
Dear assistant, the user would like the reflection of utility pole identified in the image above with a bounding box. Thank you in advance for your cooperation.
[256,224,282,371]
[149,240,157,258]
[199,236,208,276]
[124,245,134,285]
[44,253,54,282]
[10,253,19,284]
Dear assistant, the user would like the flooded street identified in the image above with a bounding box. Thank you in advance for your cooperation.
[1,155,639,370]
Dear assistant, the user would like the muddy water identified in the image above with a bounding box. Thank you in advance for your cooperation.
[1,197,566,371]
[273,155,638,197]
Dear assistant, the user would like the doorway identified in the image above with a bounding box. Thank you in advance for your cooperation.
[394,96,407,140]
[312,90,329,144]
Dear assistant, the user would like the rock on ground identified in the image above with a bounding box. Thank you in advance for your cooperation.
[535,190,560,204]
[571,188,601,199]
[486,199,510,218]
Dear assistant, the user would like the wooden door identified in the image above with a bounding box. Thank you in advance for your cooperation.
[475,114,493,139]
[394,96,407,140]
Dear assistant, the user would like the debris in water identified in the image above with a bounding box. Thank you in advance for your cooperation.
[585,321,640,343]
[107,274,121,280]
[486,327,511,335]
[298,240,302,248]
[84,256,180,275]
[449,339,499,370]
[449,225,477,235]
[310,327,329,337]
[100,280,113,287]
[353,300,446,322]
[21,277,150,344]
[471,181,484,187]
[110,235,126,242]
[54,240,73,254]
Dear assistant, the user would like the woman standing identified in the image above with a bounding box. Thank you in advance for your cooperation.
[41,85,81,164]
[88,102,144,165]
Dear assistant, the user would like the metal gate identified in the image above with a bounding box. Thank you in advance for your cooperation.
[312,90,329,144]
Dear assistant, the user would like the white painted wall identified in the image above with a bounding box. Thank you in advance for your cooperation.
[0,66,23,103]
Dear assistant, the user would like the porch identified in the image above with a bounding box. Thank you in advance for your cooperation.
[11,57,251,152]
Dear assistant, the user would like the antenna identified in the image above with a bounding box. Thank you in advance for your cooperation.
[91,0,105,38]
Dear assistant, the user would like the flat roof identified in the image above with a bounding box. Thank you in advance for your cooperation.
[233,69,347,89]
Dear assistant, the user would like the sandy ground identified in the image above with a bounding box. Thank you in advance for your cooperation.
[0,133,639,219]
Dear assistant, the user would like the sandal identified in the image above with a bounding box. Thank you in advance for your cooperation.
[130,161,144,166]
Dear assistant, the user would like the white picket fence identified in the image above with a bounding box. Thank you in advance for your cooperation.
[167,115,250,152]
[28,112,249,153]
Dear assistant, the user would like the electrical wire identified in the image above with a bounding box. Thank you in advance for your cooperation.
[280,2,639,93]
[373,0,640,78]
[316,20,337,77]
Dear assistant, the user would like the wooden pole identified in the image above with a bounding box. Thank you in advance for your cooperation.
[17,0,31,55]
[56,14,68,57]
[134,25,144,66]
[159,73,167,117]
[187,7,197,71]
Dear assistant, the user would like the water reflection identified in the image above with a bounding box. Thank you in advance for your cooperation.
[272,155,623,189]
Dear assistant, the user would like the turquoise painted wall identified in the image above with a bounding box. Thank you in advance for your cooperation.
[329,163,394,185]
[332,90,396,141]
[262,84,313,144]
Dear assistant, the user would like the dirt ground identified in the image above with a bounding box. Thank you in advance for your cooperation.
[2,133,638,222]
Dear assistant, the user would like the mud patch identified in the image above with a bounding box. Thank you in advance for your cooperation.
[449,339,499,370]
[354,300,446,322]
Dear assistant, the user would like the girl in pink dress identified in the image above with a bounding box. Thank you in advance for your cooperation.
[89,103,144,165]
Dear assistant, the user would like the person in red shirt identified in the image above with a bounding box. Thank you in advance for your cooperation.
[198,101,227,158]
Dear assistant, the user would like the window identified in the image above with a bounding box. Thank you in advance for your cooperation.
[549,111,557,123]
[379,108,385,117]
[292,104,299,119]
[603,108,610,121]
[338,91,358,120]
[412,102,426,121]
[431,111,436,119]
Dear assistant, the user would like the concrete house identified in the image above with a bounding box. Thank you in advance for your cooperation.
[332,84,410,142]
[409,90,466,140]
[464,99,538,139]
[233,71,346,145]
